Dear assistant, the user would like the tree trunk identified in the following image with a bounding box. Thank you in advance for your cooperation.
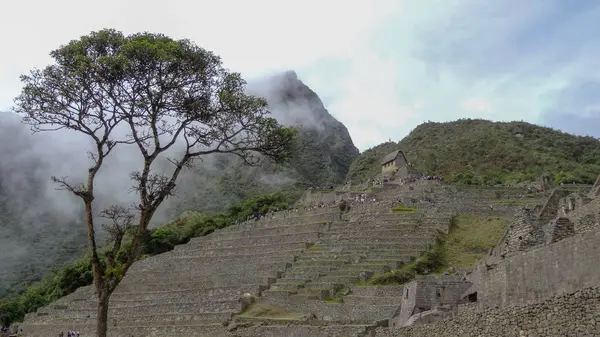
[96,290,109,337]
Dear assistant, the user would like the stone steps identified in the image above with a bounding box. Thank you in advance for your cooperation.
[77,295,243,308]
[205,222,329,239]
[131,249,302,270]
[167,248,304,261]
[26,312,233,325]
[360,257,412,267]
[295,288,331,299]
[112,284,266,301]
[127,259,293,276]
[257,297,399,321]
[120,262,291,284]
[239,214,337,228]
[329,219,444,228]
[350,285,405,297]
[301,251,414,260]
[302,282,343,290]
[272,277,311,284]
[328,264,390,275]
[326,228,439,237]
[284,266,338,279]
[293,259,349,267]
[268,282,304,292]
[319,236,434,247]
[261,289,299,298]
[309,243,429,251]
[132,256,297,273]
[116,278,276,292]
[17,323,231,337]
[171,241,311,255]
[320,275,360,284]
[15,189,450,336]
[343,295,400,305]
[328,223,420,231]
[182,232,322,249]
[309,244,428,253]
[119,272,281,287]
[40,301,242,316]
[232,324,372,337]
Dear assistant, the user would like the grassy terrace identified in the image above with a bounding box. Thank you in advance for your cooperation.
[365,214,511,285]
[391,204,418,213]
[236,302,306,321]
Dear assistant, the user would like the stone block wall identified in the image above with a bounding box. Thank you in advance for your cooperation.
[374,285,600,337]
[477,230,600,310]
[390,277,471,328]
[542,217,574,244]
[499,208,545,257]
[568,197,600,233]
[537,189,570,225]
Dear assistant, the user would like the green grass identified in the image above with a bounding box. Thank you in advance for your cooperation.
[367,248,442,285]
[437,214,511,270]
[367,214,511,285]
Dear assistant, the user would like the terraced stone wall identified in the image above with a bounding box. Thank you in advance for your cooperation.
[390,276,471,328]
[374,285,600,337]
[498,208,544,256]
[474,230,600,310]
[568,196,600,233]
[537,189,570,225]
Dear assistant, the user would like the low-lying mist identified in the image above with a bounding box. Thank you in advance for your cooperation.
[0,70,354,294]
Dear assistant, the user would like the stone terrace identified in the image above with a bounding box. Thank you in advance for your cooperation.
[257,210,453,325]
[16,183,535,336]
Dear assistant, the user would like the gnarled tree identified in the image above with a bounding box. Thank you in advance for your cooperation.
[13,29,296,337]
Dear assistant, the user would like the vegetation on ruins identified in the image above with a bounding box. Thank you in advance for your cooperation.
[11,29,296,336]
[368,214,510,285]
[391,204,418,213]
[347,119,600,185]
[368,246,443,285]
[437,215,511,269]
[0,190,297,327]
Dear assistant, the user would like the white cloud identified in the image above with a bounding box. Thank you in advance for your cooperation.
[0,0,405,151]
[4,0,596,153]
[460,97,493,117]
[323,51,418,149]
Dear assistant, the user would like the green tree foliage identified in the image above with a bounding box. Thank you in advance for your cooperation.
[0,190,298,327]
[347,119,600,185]
[12,28,297,336]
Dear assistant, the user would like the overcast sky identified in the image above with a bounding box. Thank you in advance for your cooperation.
[1,0,599,151]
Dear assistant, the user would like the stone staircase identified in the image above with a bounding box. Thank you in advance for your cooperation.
[16,198,452,336]
[256,211,453,328]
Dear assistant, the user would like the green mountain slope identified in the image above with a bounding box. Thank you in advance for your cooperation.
[165,71,359,215]
[347,119,600,185]
[0,71,359,295]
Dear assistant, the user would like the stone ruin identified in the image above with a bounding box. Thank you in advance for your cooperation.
[12,175,600,336]
[371,174,600,336]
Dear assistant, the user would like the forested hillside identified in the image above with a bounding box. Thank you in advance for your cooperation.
[0,71,359,296]
[347,119,600,185]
